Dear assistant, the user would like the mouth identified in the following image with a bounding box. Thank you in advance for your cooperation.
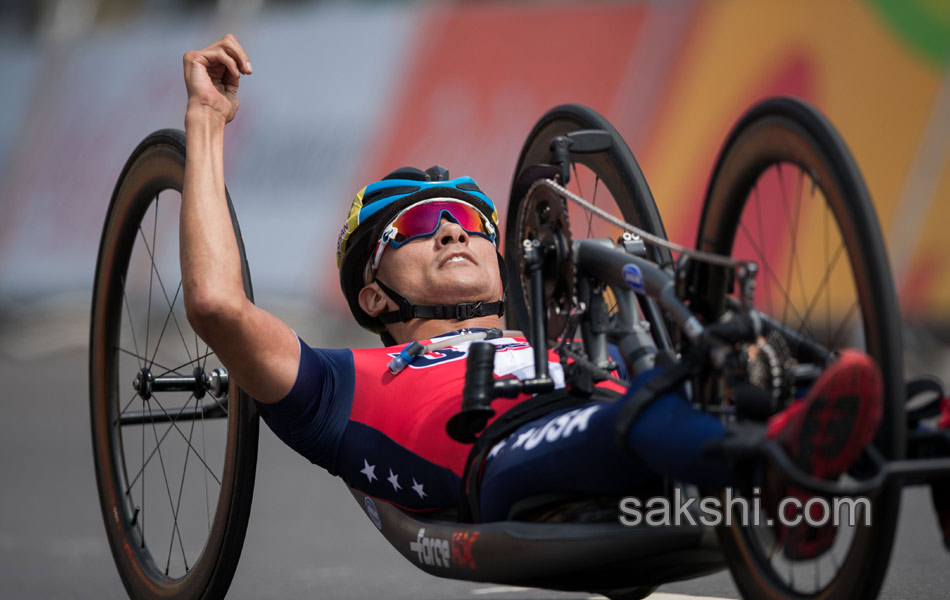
[440,252,477,268]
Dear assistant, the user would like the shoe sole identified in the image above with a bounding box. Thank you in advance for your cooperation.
[789,351,882,479]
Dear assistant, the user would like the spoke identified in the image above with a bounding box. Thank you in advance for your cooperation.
[789,168,809,322]
[195,330,201,373]
[752,187,774,316]
[144,201,157,372]
[116,347,178,375]
[148,279,184,371]
[737,221,814,336]
[137,226,194,364]
[139,194,160,548]
[141,394,146,547]
[592,173,599,208]
[587,175,600,237]
[829,300,861,350]
[201,400,212,530]
[118,390,141,422]
[777,165,796,326]
[572,162,588,237]
[207,389,229,417]
[572,162,583,199]
[169,394,198,573]
[154,349,216,380]
[145,395,185,575]
[202,340,211,371]
[153,192,160,257]
[150,394,223,486]
[824,200,832,340]
[123,400,200,493]
[795,242,848,340]
[121,275,143,370]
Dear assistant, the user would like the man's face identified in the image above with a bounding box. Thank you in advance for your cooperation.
[373,213,501,306]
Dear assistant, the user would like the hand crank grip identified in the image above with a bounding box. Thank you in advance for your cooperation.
[446,342,498,443]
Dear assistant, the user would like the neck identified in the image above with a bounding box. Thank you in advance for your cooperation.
[386,315,504,345]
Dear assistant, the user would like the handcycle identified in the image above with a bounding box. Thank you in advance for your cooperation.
[90,96,950,600]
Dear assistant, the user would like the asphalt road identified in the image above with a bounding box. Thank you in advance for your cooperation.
[1,335,949,599]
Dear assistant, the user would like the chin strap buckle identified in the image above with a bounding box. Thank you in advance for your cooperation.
[455,302,484,320]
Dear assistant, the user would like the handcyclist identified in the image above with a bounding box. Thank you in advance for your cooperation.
[180,34,886,553]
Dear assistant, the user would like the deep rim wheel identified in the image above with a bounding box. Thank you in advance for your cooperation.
[90,129,258,599]
[694,97,904,600]
[506,103,673,350]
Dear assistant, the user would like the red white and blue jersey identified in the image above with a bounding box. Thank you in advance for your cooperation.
[258,330,577,511]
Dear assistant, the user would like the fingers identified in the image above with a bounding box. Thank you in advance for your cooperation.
[206,46,242,82]
[215,33,252,75]
[184,34,252,80]
[181,34,251,123]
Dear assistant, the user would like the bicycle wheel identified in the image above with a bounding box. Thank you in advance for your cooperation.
[90,129,259,599]
[693,97,903,599]
[507,104,673,352]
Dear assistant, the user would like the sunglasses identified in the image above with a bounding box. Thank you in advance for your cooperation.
[370,199,496,272]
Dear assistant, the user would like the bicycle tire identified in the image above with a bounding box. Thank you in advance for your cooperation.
[90,129,259,599]
[693,97,904,599]
[507,104,673,348]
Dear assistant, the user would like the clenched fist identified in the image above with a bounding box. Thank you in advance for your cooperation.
[183,34,252,124]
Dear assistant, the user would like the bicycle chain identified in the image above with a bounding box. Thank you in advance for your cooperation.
[516,179,576,342]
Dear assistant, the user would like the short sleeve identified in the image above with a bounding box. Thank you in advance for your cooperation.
[255,338,355,473]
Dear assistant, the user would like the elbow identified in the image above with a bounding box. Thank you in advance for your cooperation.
[184,289,246,340]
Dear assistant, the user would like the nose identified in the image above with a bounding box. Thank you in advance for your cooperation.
[436,217,469,246]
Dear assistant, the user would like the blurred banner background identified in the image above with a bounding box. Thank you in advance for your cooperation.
[0,0,948,363]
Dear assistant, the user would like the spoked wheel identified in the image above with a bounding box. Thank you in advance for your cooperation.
[90,129,258,599]
[506,104,673,354]
[693,97,904,599]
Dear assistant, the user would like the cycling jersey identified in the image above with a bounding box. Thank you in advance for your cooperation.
[258,328,729,517]
[259,330,595,511]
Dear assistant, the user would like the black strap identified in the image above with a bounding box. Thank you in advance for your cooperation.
[613,351,701,457]
[457,387,620,522]
[374,277,505,324]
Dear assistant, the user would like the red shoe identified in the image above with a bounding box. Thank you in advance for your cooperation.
[765,350,883,559]
[939,396,950,430]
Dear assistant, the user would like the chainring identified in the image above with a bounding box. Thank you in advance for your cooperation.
[514,180,576,344]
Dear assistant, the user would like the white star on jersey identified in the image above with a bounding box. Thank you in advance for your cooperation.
[360,459,377,483]
[412,478,427,499]
[388,468,401,492]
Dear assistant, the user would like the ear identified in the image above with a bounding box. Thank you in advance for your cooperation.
[358,282,390,317]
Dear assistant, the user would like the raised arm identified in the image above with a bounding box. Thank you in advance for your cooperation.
[180,34,299,403]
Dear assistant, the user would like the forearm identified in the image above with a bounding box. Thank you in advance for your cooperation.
[181,106,246,321]
[176,34,299,403]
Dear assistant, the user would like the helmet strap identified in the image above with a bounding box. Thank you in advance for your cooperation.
[373,275,505,325]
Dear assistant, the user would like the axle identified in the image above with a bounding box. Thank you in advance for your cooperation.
[132,365,229,401]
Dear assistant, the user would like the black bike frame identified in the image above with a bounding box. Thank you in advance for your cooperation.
[348,487,724,592]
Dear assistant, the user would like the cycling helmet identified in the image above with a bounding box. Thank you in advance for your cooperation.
[337,165,507,339]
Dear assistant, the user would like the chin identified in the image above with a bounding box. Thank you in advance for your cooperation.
[431,280,495,305]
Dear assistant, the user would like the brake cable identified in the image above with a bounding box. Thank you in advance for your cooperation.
[535,178,746,269]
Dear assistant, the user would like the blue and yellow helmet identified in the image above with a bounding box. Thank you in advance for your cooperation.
[336,166,499,334]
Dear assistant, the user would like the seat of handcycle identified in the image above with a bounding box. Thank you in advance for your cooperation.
[347,482,725,594]
[348,370,725,592]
